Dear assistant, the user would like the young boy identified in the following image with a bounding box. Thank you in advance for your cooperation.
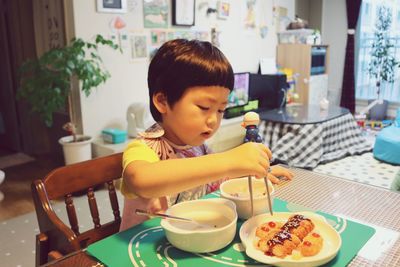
[120,39,293,231]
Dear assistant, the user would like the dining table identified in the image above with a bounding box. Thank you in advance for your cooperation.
[42,167,400,267]
[259,105,372,169]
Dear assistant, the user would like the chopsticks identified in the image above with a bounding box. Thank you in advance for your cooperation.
[248,176,254,217]
[248,173,273,218]
[242,111,274,218]
[264,169,273,216]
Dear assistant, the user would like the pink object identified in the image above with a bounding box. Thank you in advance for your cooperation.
[114,16,126,30]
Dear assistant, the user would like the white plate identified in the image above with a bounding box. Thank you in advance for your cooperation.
[240,212,342,267]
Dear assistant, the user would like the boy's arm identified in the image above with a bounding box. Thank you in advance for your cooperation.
[124,142,272,198]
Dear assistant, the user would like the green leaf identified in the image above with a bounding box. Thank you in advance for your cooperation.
[17,34,118,127]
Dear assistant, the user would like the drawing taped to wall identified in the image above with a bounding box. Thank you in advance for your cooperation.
[244,0,256,29]
[259,25,269,38]
[131,34,148,60]
[273,6,288,32]
[107,16,128,49]
[109,16,127,32]
[119,32,130,49]
[150,30,167,46]
[217,1,230,20]
[149,30,210,57]
[143,0,169,28]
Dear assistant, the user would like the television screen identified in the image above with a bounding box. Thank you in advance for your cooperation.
[249,73,287,111]
[227,72,250,108]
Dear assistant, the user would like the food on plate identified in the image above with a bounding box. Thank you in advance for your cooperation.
[298,232,324,256]
[258,230,301,258]
[256,221,283,240]
[254,214,323,258]
[282,214,315,240]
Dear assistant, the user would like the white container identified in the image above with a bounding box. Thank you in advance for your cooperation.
[59,135,93,165]
[160,198,237,253]
[278,29,314,44]
[220,177,275,219]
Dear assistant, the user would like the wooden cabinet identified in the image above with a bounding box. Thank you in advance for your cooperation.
[277,44,329,105]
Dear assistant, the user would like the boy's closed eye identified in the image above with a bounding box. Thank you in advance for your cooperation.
[197,105,210,111]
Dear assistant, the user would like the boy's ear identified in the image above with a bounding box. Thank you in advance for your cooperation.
[153,92,168,114]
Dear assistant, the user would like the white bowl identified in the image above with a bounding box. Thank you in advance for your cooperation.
[220,177,275,219]
[160,198,237,253]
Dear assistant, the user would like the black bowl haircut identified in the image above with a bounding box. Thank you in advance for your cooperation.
[147,39,234,122]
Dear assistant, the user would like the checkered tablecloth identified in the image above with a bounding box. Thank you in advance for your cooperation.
[259,113,372,169]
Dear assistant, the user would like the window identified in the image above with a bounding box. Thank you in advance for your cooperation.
[356,0,400,103]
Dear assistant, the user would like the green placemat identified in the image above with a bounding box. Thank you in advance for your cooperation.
[88,195,375,267]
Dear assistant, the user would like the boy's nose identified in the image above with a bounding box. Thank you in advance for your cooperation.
[206,113,218,128]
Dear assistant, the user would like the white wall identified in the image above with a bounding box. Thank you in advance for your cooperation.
[321,0,347,107]
[71,0,294,137]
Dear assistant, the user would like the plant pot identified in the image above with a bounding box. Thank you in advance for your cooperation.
[59,135,93,165]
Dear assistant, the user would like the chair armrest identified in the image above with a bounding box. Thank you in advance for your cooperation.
[48,250,64,261]
[32,180,81,252]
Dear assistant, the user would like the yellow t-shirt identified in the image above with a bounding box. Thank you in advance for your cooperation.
[121,139,160,198]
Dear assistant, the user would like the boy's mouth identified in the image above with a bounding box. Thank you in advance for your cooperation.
[201,131,212,138]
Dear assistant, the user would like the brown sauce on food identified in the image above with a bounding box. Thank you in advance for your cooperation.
[281,214,310,232]
[265,230,292,256]
[264,214,311,256]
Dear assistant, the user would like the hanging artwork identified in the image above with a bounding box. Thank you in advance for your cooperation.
[211,27,220,47]
[259,25,269,38]
[172,0,195,26]
[131,34,148,60]
[244,0,256,30]
[143,0,169,28]
[150,30,167,46]
[217,1,230,20]
[97,0,128,13]
[108,16,127,48]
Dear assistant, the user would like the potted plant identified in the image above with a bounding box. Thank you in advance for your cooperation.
[366,6,399,120]
[18,34,119,164]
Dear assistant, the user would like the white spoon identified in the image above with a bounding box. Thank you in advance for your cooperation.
[135,209,216,229]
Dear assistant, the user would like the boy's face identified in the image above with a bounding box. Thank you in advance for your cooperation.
[158,86,230,146]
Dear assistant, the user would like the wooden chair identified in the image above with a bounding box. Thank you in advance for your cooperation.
[31,153,123,266]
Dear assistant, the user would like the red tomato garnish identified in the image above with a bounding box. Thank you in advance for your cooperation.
[268,221,276,228]
[312,233,320,238]
[303,241,312,247]
[261,226,269,231]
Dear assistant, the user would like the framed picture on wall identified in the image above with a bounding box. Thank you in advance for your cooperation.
[96,0,128,14]
[172,0,195,26]
[217,1,230,20]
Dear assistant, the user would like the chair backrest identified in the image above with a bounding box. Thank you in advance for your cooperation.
[31,153,123,266]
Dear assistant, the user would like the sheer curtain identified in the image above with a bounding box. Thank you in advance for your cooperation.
[355,1,400,103]
[340,0,362,113]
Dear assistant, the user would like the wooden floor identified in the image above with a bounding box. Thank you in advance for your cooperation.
[0,151,64,222]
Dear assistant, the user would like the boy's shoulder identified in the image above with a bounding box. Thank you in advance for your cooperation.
[123,138,159,162]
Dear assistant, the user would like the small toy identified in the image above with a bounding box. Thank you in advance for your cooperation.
[241,112,273,217]
[242,111,263,143]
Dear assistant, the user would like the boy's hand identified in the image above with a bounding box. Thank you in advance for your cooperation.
[267,165,294,184]
[223,142,272,178]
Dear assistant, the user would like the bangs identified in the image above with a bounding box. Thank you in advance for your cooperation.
[161,42,234,93]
